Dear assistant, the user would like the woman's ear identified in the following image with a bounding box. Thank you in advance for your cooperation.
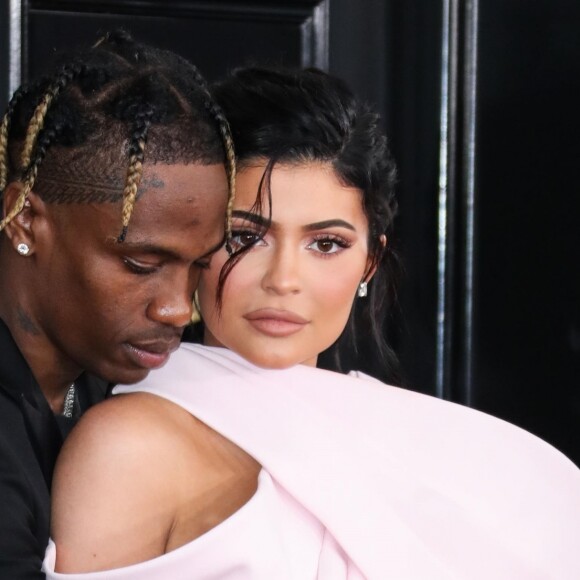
[2,184,47,256]
[363,234,388,283]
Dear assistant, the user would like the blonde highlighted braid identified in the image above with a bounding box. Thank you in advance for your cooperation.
[117,146,144,242]
[117,109,152,242]
[218,114,236,255]
[0,86,28,193]
[0,64,83,232]
[0,92,58,231]
[185,65,236,253]
[20,91,56,171]
[0,113,10,193]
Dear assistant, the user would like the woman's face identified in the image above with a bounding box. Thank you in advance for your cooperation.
[198,161,373,368]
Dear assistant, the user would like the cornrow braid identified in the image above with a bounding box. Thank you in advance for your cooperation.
[186,65,236,253]
[1,30,229,241]
[0,162,38,231]
[0,112,67,230]
[20,91,56,172]
[0,85,28,192]
[212,104,236,254]
[0,63,85,232]
[20,64,83,170]
[117,107,153,242]
[0,90,58,231]
[0,89,58,231]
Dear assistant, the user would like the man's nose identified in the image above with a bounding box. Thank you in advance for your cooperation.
[146,267,198,328]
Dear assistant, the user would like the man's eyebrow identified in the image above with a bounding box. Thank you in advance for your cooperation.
[111,241,178,257]
[110,237,225,260]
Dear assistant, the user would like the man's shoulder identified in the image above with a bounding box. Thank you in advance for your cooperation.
[0,387,50,500]
[0,386,35,458]
[0,414,50,579]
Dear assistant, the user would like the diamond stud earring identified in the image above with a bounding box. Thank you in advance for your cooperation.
[17,243,30,256]
[357,281,368,298]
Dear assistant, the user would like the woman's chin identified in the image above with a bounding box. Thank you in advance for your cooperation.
[249,357,298,370]
[236,349,311,371]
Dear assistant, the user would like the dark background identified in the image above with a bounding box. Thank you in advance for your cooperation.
[1,0,579,464]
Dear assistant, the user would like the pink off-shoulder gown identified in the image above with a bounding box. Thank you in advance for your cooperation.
[44,344,580,579]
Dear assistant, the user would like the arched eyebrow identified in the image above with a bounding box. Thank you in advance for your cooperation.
[232,211,356,233]
[303,219,356,232]
[232,210,268,227]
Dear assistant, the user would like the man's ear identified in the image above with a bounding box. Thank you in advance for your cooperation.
[363,234,388,283]
[2,184,47,255]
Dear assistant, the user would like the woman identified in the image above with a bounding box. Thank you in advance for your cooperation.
[44,68,580,579]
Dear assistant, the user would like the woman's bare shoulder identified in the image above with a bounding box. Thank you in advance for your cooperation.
[52,391,261,572]
[51,392,220,572]
[65,391,192,446]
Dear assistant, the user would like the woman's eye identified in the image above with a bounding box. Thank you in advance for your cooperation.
[123,258,158,275]
[230,230,264,249]
[314,239,337,253]
[308,236,350,255]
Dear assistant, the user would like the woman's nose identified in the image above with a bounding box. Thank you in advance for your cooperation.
[261,245,301,295]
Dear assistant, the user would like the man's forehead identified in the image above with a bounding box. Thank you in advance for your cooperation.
[33,172,165,205]
[38,162,226,247]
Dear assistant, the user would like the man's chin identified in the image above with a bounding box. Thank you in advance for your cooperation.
[92,364,151,387]
[92,344,175,385]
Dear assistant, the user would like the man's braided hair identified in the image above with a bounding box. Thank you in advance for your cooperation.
[0,29,235,242]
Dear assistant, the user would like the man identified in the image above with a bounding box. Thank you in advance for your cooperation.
[0,30,234,578]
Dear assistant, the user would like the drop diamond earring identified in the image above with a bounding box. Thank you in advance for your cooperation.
[17,243,30,256]
[357,281,368,298]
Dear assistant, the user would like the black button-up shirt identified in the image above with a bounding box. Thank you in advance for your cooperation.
[0,319,109,579]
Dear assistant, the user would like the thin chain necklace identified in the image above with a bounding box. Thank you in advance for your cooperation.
[62,383,76,418]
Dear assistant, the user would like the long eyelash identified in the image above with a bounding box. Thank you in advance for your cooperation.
[311,234,352,248]
[230,228,263,246]
[231,228,259,236]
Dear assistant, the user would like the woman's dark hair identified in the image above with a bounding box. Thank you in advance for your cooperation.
[211,67,400,381]
[0,29,235,242]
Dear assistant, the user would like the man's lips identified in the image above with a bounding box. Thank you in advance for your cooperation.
[244,309,309,337]
[123,339,180,370]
